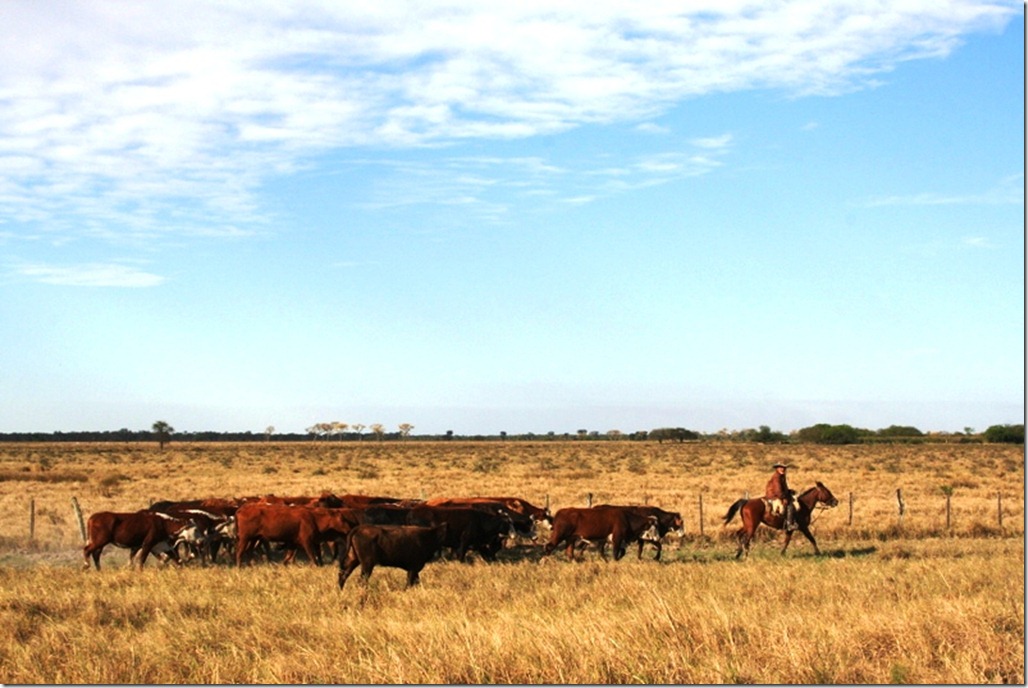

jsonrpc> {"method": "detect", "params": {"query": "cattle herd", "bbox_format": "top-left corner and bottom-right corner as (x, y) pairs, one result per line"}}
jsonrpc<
(82, 493), (686, 588)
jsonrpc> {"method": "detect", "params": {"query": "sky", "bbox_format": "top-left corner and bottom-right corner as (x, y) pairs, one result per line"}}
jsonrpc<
(0, 1), (1023, 437)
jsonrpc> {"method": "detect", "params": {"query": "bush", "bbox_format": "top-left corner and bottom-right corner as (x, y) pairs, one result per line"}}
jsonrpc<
(648, 427), (699, 443)
(877, 425), (924, 438)
(795, 423), (869, 445)
(983, 424), (1025, 444)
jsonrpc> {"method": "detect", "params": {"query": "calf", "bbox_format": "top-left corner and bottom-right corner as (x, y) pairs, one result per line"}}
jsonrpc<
(338, 524), (448, 588)
(543, 507), (658, 561)
(83, 510), (203, 571)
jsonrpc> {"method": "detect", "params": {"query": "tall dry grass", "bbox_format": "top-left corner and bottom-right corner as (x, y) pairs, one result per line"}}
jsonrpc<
(0, 441), (1023, 683)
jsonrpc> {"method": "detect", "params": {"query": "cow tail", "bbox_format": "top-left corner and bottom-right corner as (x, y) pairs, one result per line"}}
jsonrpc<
(723, 499), (746, 525)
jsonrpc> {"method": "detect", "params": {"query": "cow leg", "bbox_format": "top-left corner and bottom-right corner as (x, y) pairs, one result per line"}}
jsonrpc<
(302, 541), (322, 567)
(406, 567), (422, 587)
(338, 555), (360, 589)
(83, 542), (103, 570)
(235, 536), (254, 567)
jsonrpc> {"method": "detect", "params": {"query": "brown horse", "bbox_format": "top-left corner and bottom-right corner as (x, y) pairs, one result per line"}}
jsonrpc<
(723, 481), (838, 559)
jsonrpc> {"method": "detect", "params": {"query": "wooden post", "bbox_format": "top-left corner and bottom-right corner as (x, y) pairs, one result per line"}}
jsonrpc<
(545, 494), (550, 511)
(586, 492), (593, 508)
(997, 492), (1003, 527)
(72, 497), (86, 543)
(896, 488), (905, 526)
(945, 493), (952, 530)
(698, 493), (705, 538)
(29, 498), (35, 542)
(848, 492), (854, 526)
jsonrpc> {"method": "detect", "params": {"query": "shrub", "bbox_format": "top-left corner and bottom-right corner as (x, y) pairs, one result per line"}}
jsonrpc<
(796, 423), (869, 445)
(983, 424), (1025, 444)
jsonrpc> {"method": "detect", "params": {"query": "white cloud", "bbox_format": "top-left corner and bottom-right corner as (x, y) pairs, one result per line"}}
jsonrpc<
(0, 1), (1014, 243)
(10, 262), (165, 287)
(863, 174), (1024, 207)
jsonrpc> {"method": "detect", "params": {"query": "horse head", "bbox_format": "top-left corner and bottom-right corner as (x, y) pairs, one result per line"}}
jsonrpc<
(813, 481), (839, 508)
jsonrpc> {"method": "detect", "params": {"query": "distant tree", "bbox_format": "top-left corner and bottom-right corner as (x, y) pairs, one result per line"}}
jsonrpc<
(332, 421), (349, 441)
(151, 420), (174, 450)
(749, 425), (788, 443)
(607, 429), (623, 440)
(352, 423), (366, 441)
(444, 430), (454, 441)
(398, 423), (414, 441)
(370, 423), (385, 441)
(576, 429), (588, 439)
(877, 425), (923, 438)
(983, 424), (1024, 444)
(796, 423), (868, 445)
(649, 427), (699, 443)
(264, 426), (275, 442)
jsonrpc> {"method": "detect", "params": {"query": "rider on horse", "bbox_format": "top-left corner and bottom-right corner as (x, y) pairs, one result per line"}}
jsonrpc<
(765, 463), (798, 532)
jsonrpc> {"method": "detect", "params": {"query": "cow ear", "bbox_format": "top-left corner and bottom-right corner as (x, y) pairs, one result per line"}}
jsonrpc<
(816, 481), (824, 488)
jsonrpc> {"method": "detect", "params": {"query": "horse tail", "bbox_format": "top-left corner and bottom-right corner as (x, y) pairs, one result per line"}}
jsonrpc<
(723, 499), (747, 525)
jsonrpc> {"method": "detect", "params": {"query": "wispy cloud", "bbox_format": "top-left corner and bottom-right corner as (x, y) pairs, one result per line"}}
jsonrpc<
(0, 1), (1014, 244)
(863, 174), (1024, 208)
(9, 262), (165, 287)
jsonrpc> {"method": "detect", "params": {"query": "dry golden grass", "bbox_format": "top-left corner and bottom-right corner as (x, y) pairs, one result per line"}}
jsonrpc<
(0, 440), (1023, 683)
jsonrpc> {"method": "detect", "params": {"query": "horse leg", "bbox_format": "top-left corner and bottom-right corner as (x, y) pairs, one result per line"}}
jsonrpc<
(798, 525), (820, 555)
(780, 530), (794, 555)
(734, 529), (745, 559)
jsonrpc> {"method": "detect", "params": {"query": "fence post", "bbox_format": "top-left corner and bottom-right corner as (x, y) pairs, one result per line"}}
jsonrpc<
(698, 493), (705, 538)
(945, 493), (952, 530)
(848, 492), (854, 526)
(896, 488), (905, 527)
(586, 492), (592, 508)
(29, 498), (35, 542)
(72, 496), (86, 543)
(997, 492), (1003, 527)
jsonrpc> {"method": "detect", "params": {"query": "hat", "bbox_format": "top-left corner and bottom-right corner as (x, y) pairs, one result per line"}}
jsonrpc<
(772, 463), (789, 469)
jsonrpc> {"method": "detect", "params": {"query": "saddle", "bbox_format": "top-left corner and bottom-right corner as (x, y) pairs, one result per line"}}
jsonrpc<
(763, 497), (785, 516)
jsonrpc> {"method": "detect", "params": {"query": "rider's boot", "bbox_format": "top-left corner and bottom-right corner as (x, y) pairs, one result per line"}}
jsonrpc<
(785, 502), (797, 532)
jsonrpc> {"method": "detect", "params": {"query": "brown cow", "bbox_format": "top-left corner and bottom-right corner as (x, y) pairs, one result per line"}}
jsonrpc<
(235, 503), (322, 566)
(593, 504), (684, 560)
(338, 524), (448, 588)
(307, 507), (364, 562)
(335, 494), (413, 509)
(83, 510), (204, 571)
(543, 507), (658, 561)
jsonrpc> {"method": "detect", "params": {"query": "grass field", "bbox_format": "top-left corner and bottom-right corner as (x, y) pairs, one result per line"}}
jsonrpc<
(0, 441), (1023, 683)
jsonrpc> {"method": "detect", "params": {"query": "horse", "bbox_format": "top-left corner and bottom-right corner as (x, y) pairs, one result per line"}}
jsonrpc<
(723, 481), (838, 559)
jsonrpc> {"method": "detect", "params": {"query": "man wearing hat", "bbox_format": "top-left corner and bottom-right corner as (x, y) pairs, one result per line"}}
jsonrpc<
(765, 463), (797, 532)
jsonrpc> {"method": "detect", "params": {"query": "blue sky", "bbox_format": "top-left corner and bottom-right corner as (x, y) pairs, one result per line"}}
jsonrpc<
(1, 1), (1023, 436)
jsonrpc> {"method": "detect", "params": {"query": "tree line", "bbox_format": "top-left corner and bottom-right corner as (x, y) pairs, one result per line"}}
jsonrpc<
(0, 423), (1022, 445)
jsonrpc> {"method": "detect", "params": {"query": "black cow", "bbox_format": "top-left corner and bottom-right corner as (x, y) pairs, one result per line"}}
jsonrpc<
(406, 506), (512, 562)
(338, 524), (448, 588)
